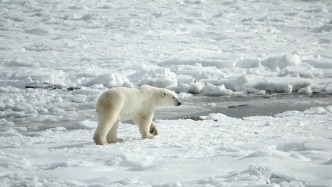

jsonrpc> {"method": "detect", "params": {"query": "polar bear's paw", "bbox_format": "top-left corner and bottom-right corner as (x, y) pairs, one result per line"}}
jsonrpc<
(93, 136), (107, 145)
(149, 123), (159, 136)
(107, 138), (124, 144)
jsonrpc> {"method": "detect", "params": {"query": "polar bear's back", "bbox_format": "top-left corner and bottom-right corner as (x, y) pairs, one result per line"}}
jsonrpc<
(96, 86), (157, 121)
(97, 87), (140, 109)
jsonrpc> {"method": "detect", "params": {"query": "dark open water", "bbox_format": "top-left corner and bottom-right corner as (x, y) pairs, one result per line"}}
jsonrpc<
(14, 93), (332, 133)
(156, 93), (332, 119)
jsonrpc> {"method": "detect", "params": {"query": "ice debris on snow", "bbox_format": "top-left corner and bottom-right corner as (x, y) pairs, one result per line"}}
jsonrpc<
(198, 165), (303, 186)
(76, 120), (97, 130)
(84, 73), (129, 87)
(107, 153), (156, 171)
(46, 160), (94, 170)
(297, 86), (313, 95)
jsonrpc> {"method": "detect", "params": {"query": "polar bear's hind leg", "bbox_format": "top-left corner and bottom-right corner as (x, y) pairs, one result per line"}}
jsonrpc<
(106, 121), (121, 143)
(93, 112), (118, 145)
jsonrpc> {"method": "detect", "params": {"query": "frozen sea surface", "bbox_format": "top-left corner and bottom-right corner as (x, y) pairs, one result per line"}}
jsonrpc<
(1, 0), (332, 186)
(1, 0), (332, 95)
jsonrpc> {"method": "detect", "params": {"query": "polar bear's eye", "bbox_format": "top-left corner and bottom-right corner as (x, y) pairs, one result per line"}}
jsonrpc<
(172, 96), (175, 99)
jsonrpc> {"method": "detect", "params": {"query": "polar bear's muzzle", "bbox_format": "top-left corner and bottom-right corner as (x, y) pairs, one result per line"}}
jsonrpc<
(176, 99), (181, 106)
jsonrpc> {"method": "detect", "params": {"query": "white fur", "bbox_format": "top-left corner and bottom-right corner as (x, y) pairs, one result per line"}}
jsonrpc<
(93, 85), (181, 145)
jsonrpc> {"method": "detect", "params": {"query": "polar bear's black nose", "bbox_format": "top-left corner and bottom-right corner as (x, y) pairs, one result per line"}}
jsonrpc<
(177, 102), (181, 106)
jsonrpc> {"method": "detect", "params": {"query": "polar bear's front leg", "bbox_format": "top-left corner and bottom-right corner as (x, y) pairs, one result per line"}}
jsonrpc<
(106, 122), (123, 143)
(150, 122), (158, 136)
(134, 114), (154, 139)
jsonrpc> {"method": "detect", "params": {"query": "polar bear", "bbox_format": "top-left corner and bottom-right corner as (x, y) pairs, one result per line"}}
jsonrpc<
(93, 85), (181, 145)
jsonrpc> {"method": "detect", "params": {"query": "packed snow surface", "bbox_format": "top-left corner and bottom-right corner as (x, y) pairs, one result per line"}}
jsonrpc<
(1, 107), (332, 186)
(1, 0), (332, 186)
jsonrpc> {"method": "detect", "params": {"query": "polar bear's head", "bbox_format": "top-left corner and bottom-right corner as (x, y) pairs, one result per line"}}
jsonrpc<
(157, 89), (181, 108)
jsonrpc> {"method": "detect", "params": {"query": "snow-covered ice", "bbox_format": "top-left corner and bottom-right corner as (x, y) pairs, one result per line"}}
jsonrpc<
(1, 0), (332, 95)
(1, 0), (332, 186)
(1, 107), (332, 186)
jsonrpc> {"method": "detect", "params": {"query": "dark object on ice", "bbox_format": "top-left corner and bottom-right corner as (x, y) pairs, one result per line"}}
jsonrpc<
(184, 116), (204, 121)
(228, 104), (248, 108)
(26, 83), (62, 90)
(150, 123), (159, 136)
(26, 83), (80, 91)
(67, 87), (81, 91)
